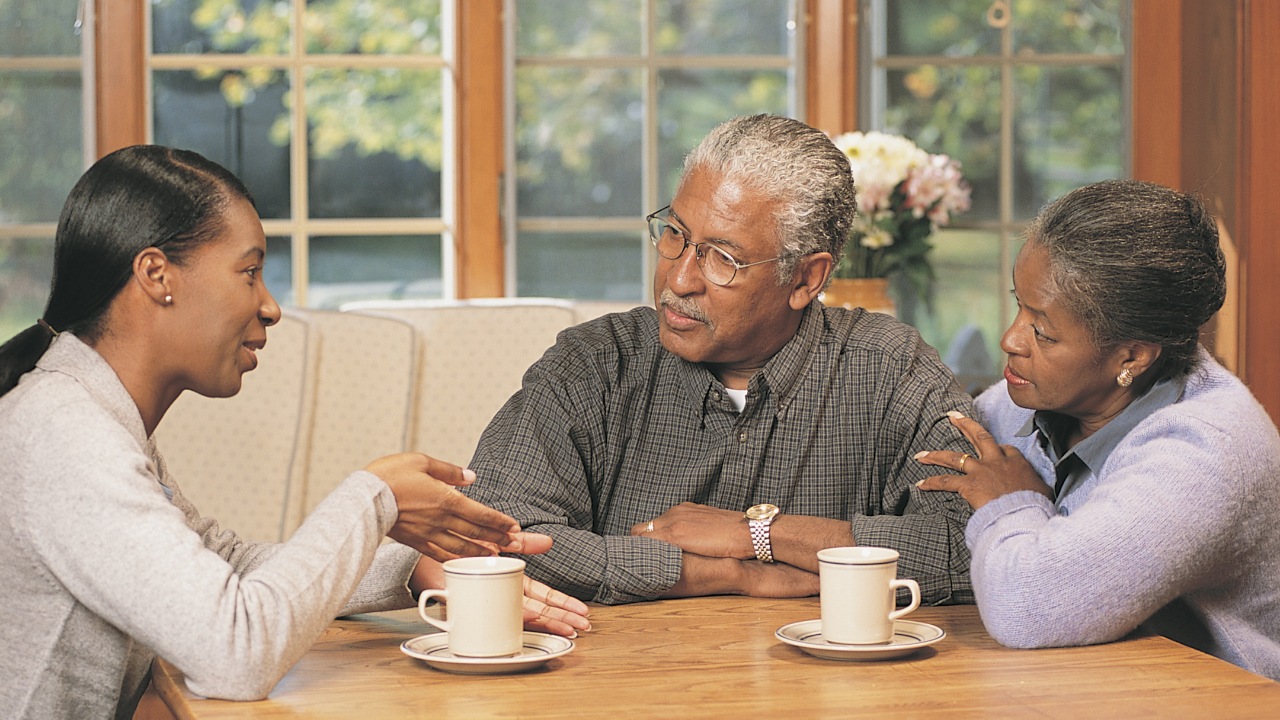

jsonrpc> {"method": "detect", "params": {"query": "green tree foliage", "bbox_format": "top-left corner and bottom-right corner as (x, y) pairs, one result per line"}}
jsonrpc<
(880, 0), (1125, 219)
(513, 0), (794, 215)
(161, 0), (444, 166)
(0, 0), (84, 224)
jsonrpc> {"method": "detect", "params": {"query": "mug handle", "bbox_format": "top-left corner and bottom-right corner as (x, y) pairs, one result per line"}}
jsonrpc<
(887, 578), (921, 621)
(418, 588), (450, 632)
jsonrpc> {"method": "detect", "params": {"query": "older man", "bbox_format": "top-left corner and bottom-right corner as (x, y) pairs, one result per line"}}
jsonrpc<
(467, 114), (975, 605)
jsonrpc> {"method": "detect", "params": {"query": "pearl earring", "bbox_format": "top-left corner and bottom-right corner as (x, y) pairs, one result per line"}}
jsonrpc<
(1116, 368), (1133, 387)
(164, 295), (173, 304)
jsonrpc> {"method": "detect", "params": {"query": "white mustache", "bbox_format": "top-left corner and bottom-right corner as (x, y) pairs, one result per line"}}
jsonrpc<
(659, 289), (712, 326)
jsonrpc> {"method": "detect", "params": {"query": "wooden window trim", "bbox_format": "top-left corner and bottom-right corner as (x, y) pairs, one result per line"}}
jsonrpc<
(1132, 0), (1280, 423)
(455, 0), (505, 298)
(93, 1), (1280, 423)
(95, 0), (147, 154)
(805, 0), (858, 136)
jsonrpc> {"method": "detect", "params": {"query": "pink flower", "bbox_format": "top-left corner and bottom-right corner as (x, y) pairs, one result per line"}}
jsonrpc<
(827, 130), (971, 292)
(902, 154), (972, 226)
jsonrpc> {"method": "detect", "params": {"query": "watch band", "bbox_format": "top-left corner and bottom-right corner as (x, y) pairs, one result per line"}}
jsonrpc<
(745, 503), (780, 563)
(749, 518), (775, 563)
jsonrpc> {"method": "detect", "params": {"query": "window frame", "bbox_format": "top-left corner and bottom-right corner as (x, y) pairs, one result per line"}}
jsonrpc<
(0, 0), (95, 242)
(501, 0), (807, 302)
(81, 0), (1280, 423)
(140, 0), (458, 307)
(858, 0), (1130, 350)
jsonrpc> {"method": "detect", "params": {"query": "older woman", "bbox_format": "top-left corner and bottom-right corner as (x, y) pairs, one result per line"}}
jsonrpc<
(0, 146), (587, 719)
(916, 179), (1280, 680)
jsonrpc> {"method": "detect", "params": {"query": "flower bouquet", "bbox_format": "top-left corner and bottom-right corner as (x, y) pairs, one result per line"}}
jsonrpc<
(830, 131), (971, 309)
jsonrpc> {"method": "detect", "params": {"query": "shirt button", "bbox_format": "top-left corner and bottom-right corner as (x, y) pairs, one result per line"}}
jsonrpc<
(737, 431), (748, 443)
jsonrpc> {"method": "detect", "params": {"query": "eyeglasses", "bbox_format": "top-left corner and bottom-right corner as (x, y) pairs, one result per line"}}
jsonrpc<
(646, 205), (784, 287)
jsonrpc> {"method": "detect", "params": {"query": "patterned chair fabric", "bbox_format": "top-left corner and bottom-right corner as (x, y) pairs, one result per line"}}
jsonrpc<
(293, 310), (417, 530)
(347, 300), (577, 467)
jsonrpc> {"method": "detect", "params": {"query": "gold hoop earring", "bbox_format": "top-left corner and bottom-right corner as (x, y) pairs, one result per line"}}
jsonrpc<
(1116, 368), (1133, 387)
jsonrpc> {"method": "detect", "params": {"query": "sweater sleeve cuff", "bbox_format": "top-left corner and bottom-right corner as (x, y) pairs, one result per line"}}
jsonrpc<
(338, 542), (420, 615)
(348, 469), (399, 537)
(965, 490), (1056, 549)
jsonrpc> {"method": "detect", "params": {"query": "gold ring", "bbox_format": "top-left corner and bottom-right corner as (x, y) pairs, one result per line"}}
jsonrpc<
(646, 520), (655, 533)
(958, 453), (971, 472)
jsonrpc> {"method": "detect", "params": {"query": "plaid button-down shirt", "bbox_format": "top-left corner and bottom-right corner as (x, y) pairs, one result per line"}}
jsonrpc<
(466, 303), (975, 605)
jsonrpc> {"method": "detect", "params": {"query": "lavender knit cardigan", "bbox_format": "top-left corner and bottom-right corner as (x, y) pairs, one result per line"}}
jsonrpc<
(969, 348), (1280, 680)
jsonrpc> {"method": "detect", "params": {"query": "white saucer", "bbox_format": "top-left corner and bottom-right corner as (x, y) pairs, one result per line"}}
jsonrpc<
(401, 631), (574, 675)
(775, 619), (945, 661)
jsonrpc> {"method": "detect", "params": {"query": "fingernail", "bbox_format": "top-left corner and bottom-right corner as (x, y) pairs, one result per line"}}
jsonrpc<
(915, 479), (926, 487)
(912, 451), (928, 460)
(947, 410), (966, 420)
(462, 468), (478, 483)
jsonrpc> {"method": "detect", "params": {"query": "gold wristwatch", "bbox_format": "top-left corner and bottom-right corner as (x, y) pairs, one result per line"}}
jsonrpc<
(745, 503), (781, 563)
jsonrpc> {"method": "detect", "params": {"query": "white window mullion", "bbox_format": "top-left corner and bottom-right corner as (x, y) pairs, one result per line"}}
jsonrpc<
(290, 0), (309, 307)
(79, 0), (96, 164)
(439, 0), (458, 300)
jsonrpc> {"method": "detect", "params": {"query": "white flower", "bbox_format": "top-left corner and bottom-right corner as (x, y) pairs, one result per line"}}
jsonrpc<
(828, 129), (971, 290)
(859, 227), (895, 249)
(832, 131), (929, 212)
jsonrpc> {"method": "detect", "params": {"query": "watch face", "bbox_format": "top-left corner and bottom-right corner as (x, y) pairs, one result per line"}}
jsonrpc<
(746, 503), (780, 521)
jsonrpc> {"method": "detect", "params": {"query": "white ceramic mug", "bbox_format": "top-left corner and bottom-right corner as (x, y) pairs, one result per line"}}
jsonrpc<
(817, 546), (921, 645)
(418, 556), (525, 657)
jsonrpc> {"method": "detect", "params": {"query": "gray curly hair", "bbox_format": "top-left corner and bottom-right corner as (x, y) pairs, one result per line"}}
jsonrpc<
(680, 114), (857, 286)
(1028, 179), (1226, 380)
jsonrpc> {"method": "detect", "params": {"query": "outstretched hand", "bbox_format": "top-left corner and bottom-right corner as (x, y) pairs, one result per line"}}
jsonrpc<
(521, 576), (592, 637)
(366, 453), (530, 561)
(914, 412), (1052, 510)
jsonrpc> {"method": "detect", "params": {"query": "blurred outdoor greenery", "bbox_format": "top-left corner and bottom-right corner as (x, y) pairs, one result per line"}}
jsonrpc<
(0, 0), (83, 343)
(3, 0), (1126, 362)
(872, 0), (1126, 383)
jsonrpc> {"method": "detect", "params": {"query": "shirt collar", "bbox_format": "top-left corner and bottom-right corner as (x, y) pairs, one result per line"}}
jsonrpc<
(1016, 374), (1187, 471)
(36, 333), (150, 448)
(672, 304), (821, 418)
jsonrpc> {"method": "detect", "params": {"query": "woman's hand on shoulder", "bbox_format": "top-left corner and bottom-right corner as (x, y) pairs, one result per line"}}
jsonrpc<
(913, 411), (1052, 510)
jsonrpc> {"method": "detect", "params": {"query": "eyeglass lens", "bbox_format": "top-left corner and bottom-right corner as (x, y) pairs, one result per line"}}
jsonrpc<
(649, 215), (738, 286)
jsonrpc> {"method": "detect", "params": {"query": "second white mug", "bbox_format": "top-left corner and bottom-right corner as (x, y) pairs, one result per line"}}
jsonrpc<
(817, 546), (921, 645)
(418, 556), (525, 658)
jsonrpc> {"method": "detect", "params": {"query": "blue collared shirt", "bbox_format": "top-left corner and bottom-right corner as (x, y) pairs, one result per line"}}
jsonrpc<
(1017, 375), (1187, 504)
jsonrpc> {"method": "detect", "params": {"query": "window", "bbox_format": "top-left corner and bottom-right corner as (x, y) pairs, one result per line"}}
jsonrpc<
(148, 0), (455, 307)
(506, 0), (802, 301)
(0, 0), (90, 340)
(860, 0), (1128, 388)
(0, 1), (1138, 353)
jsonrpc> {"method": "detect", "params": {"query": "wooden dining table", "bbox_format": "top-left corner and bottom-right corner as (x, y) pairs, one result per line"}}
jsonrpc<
(147, 597), (1280, 719)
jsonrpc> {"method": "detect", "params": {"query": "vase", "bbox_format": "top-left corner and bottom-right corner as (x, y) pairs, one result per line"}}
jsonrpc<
(821, 277), (896, 316)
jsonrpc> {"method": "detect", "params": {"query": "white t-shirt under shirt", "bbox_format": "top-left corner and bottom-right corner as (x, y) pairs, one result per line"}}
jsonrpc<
(724, 387), (748, 412)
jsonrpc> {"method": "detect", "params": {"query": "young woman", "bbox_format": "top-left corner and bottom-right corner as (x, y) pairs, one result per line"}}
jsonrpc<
(916, 179), (1280, 679)
(0, 146), (588, 719)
